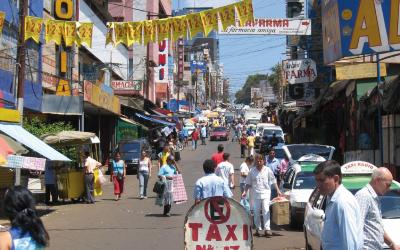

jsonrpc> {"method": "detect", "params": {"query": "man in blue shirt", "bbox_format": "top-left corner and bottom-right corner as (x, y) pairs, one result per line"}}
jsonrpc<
(313, 160), (363, 250)
(194, 159), (232, 204)
(266, 148), (280, 198)
(200, 125), (207, 145)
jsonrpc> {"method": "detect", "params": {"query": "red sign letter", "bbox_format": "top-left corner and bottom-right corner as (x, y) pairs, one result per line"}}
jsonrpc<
(206, 224), (222, 241)
(189, 223), (203, 241)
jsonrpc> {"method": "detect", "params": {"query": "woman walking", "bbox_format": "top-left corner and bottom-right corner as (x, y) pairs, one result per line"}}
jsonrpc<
(138, 150), (152, 199)
(110, 152), (126, 201)
(157, 155), (180, 216)
(0, 186), (49, 249)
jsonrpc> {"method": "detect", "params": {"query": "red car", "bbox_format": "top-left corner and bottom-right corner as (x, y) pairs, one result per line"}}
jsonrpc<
(210, 127), (229, 141)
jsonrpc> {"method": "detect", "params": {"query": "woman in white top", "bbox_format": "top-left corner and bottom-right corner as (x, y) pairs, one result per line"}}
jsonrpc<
(138, 150), (152, 199)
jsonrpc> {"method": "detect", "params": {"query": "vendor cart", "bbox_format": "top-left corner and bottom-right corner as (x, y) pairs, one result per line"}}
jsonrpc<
(41, 131), (102, 201)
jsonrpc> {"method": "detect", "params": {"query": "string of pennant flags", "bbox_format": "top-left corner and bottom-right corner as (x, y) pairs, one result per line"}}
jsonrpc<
(0, 0), (253, 48)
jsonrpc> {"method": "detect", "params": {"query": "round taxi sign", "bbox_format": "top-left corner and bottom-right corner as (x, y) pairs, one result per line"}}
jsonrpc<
(341, 161), (377, 175)
(184, 197), (252, 250)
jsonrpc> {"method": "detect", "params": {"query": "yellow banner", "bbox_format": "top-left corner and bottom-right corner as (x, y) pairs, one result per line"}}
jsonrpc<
(64, 21), (77, 47)
(143, 20), (155, 44)
(187, 13), (203, 39)
(127, 21), (142, 46)
(218, 4), (236, 30)
(155, 18), (171, 42)
(25, 16), (43, 43)
(77, 22), (93, 48)
(200, 9), (219, 37)
(115, 22), (128, 46)
(171, 16), (187, 42)
(236, 0), (254, 26)
(0, 12), (5, 37)
(45, 19), (64, 45)
(106, 22), (115, 46)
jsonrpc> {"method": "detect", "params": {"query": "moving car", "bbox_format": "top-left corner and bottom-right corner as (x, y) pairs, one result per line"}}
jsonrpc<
(209, 127), (229, 141)
(259, 126), (285, 153)
(304, 161), (400, 250)
(255, 123), (275, 150)
(282, 144), (335, 226)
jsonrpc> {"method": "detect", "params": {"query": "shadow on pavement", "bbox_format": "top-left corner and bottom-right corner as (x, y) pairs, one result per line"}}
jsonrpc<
(145, 213), (183, 217)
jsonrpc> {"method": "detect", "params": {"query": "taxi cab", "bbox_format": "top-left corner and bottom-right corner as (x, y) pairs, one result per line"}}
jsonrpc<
(303, 161), (400, 250)
(281, 144), (335, 226)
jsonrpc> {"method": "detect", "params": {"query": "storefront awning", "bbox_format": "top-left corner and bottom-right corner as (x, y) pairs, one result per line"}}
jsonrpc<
(135, 113), (175, 127)
(0, 123), (71, 161)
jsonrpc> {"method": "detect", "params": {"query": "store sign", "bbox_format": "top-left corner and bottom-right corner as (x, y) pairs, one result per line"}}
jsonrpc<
(219, 18), (311, 35)
(84, 81), (120, 114)
(6, 155), (46, 171)
(154, 39), (169, 83)
(341, 161), (376, 175)
(178, 39), (184, 81)
(283, 59), (317, 84)
(184, 197), (252, 250)
(111, 80), (142, 91)
(286, 83), (317, 107)
(190, 60), (207, 73)
(322, 0), (400, 64)
(335, 63), (387, 80)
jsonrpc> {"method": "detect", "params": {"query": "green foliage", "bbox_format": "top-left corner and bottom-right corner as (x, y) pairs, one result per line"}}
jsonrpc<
(234, 74), (269, 104)
(267, 64), (282, 95)
(23, 117), (77, 162)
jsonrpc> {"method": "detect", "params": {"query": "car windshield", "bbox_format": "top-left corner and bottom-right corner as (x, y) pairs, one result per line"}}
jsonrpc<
(274, 148), (285, 159)
(293, 173), (316, 189)
(213, 127), (226, 132)
(120, 142), (140, 152)
(285, 145), (333, 161)
(263, 129), (283, 137)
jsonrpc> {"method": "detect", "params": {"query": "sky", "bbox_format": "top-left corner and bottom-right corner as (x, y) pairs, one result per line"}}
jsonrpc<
(172, 0), (287, 96)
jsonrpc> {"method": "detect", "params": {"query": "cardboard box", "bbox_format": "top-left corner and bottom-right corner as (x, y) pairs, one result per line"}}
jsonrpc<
(271, 200), (290, 225)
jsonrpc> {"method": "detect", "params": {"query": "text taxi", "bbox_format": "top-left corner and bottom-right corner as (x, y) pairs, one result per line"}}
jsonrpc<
(303, 161), (400, 250)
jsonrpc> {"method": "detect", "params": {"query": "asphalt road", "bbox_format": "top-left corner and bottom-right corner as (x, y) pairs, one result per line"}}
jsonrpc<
(42, 139), (305, 250)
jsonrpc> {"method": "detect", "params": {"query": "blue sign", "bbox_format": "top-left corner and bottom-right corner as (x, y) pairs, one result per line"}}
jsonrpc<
(322, 0), (400, 64)
(190, 60), (207, 73)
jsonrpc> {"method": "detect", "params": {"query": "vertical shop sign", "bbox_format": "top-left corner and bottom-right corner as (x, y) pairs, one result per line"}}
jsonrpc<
(178, 38), (184, 82)
(155, 39), (169, 83)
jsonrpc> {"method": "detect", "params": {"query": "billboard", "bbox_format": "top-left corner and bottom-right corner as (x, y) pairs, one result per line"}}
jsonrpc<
(322, 0), (400, 64)
(283, 59), (317, 84)
(219, 18), (311, 35)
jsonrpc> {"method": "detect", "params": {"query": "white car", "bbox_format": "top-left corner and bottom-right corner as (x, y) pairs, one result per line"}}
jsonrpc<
(304, 161), (400, 250)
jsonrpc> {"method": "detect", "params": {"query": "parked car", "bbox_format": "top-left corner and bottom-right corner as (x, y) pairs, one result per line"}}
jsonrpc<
(110, 139), (151, 174)
(281, 144), (335, 227)
(209, 127), (229, 141)
(304, 161), (400, 250)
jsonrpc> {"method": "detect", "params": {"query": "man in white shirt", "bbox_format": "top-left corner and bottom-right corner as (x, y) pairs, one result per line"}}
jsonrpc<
(242, 154), (282, 237)
(215, 153), (235, 189)
(83, 151), (102, 204)
(239, 156), (254, 193)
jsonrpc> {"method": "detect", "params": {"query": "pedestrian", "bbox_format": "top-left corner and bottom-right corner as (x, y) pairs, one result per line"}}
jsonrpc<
(0, 186), (49, 249)
(191, 128), (199, 150)
(158, 146), (170, 169)
(247, 132), (255, 156)
(83, 151), (102, 204)
(313, 160), (363, 249)
(182, 126), (189, 147)
(211, 144), (224, 166)
(200, 125), (207, 145)
(240, 133), (247, 158)
(355, 167), (399, 250)
(215, 153), (235, 189)
(110, 152), (126, 201)
(138, 150), (152, 199)
(279, 155), (290, 182)
(44, 161), (58, 205)
(241, 154), (282, 237)
(157, 155), (181, 217)
(194, 159), (233, 204)
(265, 148), (281, 198)
(240, 156), (254, 193)
(269, 133), (278, 148)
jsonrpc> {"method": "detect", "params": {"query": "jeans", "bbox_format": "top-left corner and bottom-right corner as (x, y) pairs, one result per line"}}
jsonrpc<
(192, 140), (197, 150)
(84, 174), (95, 203)
(138, 171), (149, 197)
(201, 136), (206, 145)
(45, 184), (58, 204)
(240, 145), (246, 157)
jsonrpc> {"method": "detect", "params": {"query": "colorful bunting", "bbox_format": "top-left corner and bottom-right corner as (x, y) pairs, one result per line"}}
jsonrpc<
(77, 22), (93, 48)
(106, 22), (115, 46)
(143, 20), (155, 44)
(115, 22), (128, 46)
(171, 16), (187, 42)
(45, 19), (64, 45)
(127, 21), (142, 46)
(0, 12), (5, 37)
(200, 8), (220, 37)
(187, 13), (204, 39)
(155, 18), (171, 42)
(236, 0), (254, 27)
(218, 3), (236, 31)
(64, 21), (77, 46)
(25, 16), (43, 43)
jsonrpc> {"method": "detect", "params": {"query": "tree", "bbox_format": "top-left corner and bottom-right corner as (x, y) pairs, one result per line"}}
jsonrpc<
(267, 63), (282, 95)
(234, 74), (269, 104)
(23, 117), (78, 162)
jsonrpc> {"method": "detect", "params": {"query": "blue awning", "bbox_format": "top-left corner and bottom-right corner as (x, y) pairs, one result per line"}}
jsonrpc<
(135, 113), (175, 127)
(0, 123), (71, 161)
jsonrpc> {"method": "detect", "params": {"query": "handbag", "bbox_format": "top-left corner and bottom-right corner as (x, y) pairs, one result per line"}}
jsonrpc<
(153, 180), (165, 194)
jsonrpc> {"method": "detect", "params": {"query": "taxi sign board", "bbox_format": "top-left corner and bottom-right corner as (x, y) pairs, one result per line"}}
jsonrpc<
(184, 197), (252, 250)
(341, 161), (377, 175)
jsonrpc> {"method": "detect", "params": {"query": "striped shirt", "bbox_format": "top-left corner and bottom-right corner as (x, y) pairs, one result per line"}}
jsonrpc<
(355, 184), (384, 250)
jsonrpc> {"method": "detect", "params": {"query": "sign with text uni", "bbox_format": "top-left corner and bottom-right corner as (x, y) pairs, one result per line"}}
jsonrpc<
(322, 0), (400, 64)
(184, 197), (252, 250)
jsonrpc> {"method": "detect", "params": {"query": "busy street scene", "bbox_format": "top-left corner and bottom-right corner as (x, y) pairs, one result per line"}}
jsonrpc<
(1, 0), (400, 249)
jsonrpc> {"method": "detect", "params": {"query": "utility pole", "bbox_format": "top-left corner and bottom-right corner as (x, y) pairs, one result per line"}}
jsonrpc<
(15, 0), (27, 186)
